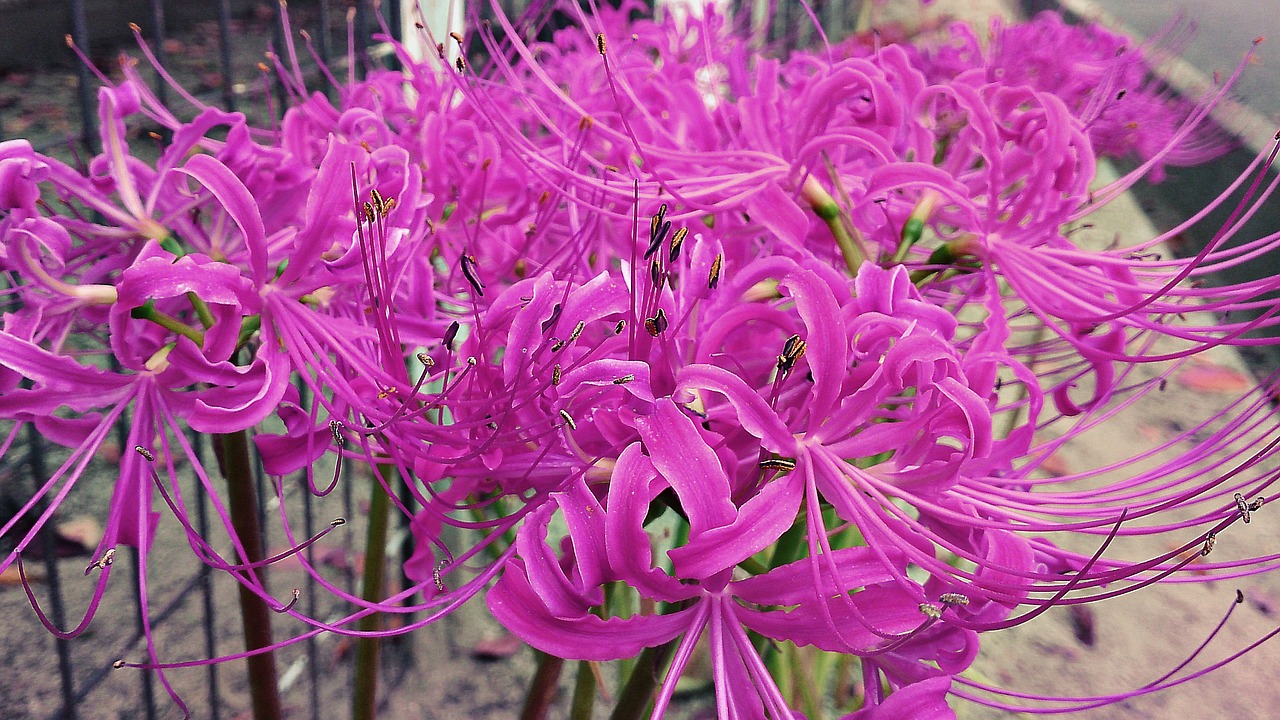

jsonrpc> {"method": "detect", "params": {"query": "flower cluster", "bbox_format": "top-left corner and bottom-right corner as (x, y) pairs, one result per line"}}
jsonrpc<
(3, 3), (1280, 718)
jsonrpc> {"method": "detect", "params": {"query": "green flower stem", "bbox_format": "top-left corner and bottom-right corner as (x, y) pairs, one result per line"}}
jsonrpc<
(520, 651), (566, 720)
(187, 292), (216, 329)
(213, 429), (282, 720)
(569, 661), (597, 720)
(130, 300), (205, 346)
(609, 643), (671, 720)
(802, 176), (865, 275)
(352, 463), (394, 720)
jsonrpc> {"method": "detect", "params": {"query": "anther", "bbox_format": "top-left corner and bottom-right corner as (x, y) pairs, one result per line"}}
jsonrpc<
(450, 31), (464, 43)
(113, 660), (127, 669)
(433, 560), (449, 591)
(552, 364), (563, 385)
(417, 352), (435, 367)
(759, 456), (797, 471)
(128, 22), (141, 33)
(559, 409), (577, 430)
(614, 320), (626, 334)
(443, 321), (461, 350)
(135, 446), (154, 462)
(612, 374), (635, 385)
(644, 309), (668, 336)
(939, 592), (970, 606)
(467, 357), (477, 366)
(330, 420), (345, 445)
(1236, 493), (1252, 523)
(568, 321), (585, 343)
(646, 206), (670, 259)
(455, 56), (466, 72)
(460, 255), (485, 297)
(1236, 589), (1246, 603)
(777, 334), (807, 375)
(1201, 533), (1217, 557)
(919, 603), (942, 619)
(597, 33), (606, 54)
(708, 254), (723, 289)
(668, 227), (688, 264)
(275, 588), (300, 613)
(1249, 497), (1266, 512)
(650, 258), (664, 287)
(331, 518), (347, 527)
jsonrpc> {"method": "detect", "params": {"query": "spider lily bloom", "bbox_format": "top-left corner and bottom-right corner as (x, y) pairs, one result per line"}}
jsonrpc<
(489, 438), (970, 720)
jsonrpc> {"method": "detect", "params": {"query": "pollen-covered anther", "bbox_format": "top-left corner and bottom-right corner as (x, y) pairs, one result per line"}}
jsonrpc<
(460, 254), (485, 297)
(760, 456), (797, 472)
(568, 321), (585, 343)
(1201, 533), (1217, 557)
(87, 547), (117, 574)
(644, 309), (669, 336)
(777, 334), (807, 375)
(596, 33), (606, 54)
(134, 446), (154, 462)
(708, 254), (723, 289)
(275, 588), (301, 613)
(455, 56), (466, 72)
(612, 374), (635, 385)
(113, 660), (127, 669)
(329, 420), (346, 445)
(919, 603), (943, 619)
(1249, 497), (1266, 512)
(467, 357), (478, 366)
(668, 227), (688, 263)
(1236, 493), (1252, 523)
(552, 364), (563, 385)
(650, 259), (664, 287)
(614, 320), (626, 335)
(416, 352), (435, 367)
(939, 592), (970, 606)
(433, 561), (449, 591)
(450, 31), (464, 44)
(559, 409), (577, 431)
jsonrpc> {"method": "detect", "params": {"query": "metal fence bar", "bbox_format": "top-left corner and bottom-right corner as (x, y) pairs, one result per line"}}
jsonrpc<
(218, 0), (237, 112)
(148, 0), (168, 107)
(189, 431), (223, 720)
(26, 421), (78, 720)
(68, 0), (97, 156)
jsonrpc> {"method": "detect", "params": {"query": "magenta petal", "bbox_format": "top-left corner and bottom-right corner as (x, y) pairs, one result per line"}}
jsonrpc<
(186, 344), (289, 433)
(605, 444), (695, 602)
(635, 398), (737, 536)
(488, 559), (694, 662)
(669, 469), (803, 579)
(846, 676), (954, 720)
(733, 545), (901, 607)
(736, 585), (921, 653)
(676, 364), (798, 455)
(780, 266), (847, 431)
(279, 137), (365, 287)
(745, 182), (810, 250)
(179, 154), (269, 284)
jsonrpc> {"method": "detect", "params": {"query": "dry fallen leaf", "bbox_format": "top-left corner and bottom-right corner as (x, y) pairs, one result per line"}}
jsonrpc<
(471, 632), (523, 661)
(1175, 361), (1251, 394)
